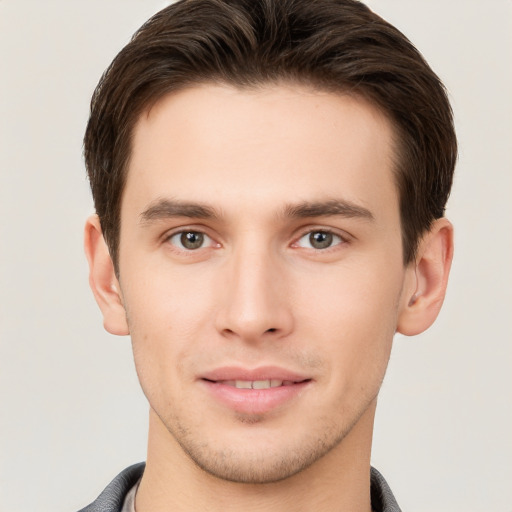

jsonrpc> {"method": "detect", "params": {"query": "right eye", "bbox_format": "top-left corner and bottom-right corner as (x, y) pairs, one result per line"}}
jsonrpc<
(168, 230), (213, 250)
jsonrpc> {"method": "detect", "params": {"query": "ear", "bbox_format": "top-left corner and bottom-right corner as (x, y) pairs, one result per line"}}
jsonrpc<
(397, 218), (454, 336)
(84, 215), (130, 336)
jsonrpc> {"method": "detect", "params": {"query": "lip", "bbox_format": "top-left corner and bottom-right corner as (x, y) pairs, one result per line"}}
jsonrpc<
(199, 366), (312, 415)
(201, 365), (310, 383)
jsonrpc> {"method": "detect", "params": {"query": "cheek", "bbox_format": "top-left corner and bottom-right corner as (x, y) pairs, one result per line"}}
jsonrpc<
(298, 255), (403, 326)
(121, 269), (215, 395)
(122, 255), (215, 332)
(295, 258), (403, 375)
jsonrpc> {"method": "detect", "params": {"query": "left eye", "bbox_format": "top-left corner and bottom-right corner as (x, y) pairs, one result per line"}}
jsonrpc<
(168, 231), (213, 250)
(296, 230), (344, 250)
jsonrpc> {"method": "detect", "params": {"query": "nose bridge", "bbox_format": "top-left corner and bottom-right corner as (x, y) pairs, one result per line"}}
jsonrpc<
(216, 236), (293, 341)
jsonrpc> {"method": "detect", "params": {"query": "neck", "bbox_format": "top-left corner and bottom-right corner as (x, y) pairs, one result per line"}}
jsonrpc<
(136, 402), (376, 512)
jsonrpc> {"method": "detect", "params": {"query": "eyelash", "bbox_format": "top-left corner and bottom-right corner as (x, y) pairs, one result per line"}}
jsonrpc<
(166, 229), (217, 251)
(292, 228), (348, 251)
(164, 227), (349, 253)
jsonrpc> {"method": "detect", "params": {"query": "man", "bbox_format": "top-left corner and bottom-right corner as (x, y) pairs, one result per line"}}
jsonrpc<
(80, 0), (456, 510)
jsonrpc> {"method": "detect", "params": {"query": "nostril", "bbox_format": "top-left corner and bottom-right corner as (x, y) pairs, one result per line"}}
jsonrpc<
(266, 328), (277, 333)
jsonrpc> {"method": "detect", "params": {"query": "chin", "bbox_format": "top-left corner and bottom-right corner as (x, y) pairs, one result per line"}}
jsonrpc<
(171, 418), (349, 484)
(186, 449), (322, 484)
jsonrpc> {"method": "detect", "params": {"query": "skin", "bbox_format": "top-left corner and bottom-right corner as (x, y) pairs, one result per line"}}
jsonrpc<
(85, 84), (453, 511)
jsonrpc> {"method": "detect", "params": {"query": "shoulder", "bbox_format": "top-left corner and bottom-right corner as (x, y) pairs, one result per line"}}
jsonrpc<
(77, 462), (145, 512)
(370, 467), (402, 512)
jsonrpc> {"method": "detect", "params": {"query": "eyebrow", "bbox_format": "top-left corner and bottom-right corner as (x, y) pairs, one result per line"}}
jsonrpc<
(140, 198), (219, 224)
(139, 197), (374, 224)
(282, 199), (374, 221)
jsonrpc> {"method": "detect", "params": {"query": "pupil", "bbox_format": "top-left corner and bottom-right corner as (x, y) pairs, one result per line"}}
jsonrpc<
(310, 231), (332, 249)
(181, 231), (204, 249)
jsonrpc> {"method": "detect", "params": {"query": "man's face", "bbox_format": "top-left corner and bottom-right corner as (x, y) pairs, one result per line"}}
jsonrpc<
(117, 84), (411, 483)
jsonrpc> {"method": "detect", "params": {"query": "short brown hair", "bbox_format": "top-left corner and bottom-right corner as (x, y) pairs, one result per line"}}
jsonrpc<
(84, 0), (457, 269)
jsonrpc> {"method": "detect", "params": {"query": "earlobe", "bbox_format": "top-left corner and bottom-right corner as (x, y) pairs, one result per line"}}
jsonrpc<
(397, 218), (454, 336)
(84, 215), (130, 336)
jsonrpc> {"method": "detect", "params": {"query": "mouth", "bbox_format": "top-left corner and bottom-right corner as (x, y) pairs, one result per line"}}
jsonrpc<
(204, 378), (309, 389)
(200, 368), (312, 415)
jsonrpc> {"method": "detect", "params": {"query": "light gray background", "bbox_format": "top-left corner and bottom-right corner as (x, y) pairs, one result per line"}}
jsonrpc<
(1, 1), (511, 511)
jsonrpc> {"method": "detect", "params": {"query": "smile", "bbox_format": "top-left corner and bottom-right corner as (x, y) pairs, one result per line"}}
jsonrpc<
(200, 368), (312, 415)
(214, 379), (300, 389)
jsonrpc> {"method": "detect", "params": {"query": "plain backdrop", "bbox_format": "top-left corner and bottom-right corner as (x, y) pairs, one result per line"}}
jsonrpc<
(1, 1), (511, 511)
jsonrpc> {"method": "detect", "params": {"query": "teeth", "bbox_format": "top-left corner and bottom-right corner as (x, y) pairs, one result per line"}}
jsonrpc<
(228, 379), (285, 389)
(235, 380), (253, 389)
(250, 380), (269, 389)
(217, 379), (302, 389)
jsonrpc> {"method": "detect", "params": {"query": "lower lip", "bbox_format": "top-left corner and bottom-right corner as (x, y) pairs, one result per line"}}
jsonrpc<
(201, 380), (311, 415)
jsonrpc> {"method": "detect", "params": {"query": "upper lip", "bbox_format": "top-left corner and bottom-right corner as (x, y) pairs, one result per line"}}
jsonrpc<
(200, 366), (311, 383)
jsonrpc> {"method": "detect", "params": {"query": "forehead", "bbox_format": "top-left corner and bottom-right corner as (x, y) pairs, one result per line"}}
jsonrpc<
(124, 83), (398, 224)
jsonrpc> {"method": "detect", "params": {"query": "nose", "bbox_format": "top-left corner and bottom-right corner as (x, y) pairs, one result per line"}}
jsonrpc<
(215, 244), (294, 343)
